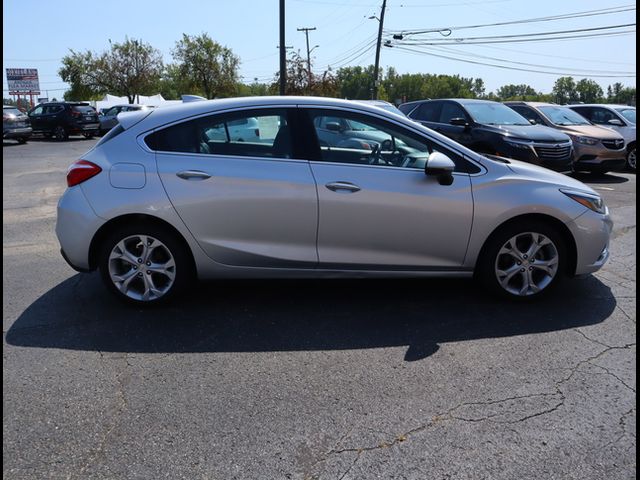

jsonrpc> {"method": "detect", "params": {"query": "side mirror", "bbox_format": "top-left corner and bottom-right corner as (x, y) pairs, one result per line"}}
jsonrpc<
(425, 152), (455, 185)
(608, 118), (624, 126)
(529, 118), (538, 125)
(449, 117), (469, 127)
(326, 122), (342, 132)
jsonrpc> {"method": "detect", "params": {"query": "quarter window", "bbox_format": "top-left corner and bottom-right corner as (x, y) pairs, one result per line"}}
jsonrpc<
(146, 109), (293, 159)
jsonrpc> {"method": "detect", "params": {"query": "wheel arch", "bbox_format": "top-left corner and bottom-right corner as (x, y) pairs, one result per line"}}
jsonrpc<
(88, 213), (197, 275)
(474, 213), (578, 276)
(627, 140), (636, 152)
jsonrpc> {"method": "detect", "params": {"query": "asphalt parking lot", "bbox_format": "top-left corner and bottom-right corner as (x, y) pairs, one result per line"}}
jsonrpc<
(3, 137), (636, 479)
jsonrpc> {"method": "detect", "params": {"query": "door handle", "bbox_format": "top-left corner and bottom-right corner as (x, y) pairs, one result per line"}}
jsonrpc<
(325, 181), (361, 193)
(176, 170), (211, 180)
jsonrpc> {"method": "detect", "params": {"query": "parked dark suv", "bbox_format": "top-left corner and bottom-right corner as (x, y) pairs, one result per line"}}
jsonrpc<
(401, 99), (574, 171)
(3, 105), (32, 143)
(28, 102), (100, 140)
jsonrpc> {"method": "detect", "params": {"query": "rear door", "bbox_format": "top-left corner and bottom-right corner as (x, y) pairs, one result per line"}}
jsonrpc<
(151, 107), (319, 268)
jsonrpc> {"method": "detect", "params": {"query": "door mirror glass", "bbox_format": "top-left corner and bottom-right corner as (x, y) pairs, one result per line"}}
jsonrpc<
(425, 152), (455, 185)
(449, 117), (468, 127)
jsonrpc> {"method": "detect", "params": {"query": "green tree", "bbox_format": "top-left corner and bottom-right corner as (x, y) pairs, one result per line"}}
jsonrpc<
(495, 84), (539, 100)
(272, 51), (338, 97)
(59, 38), (164, 103)
(552, 76), (579, 104)
(336, 66), (377, 99)
(575, 79), (604, 103)
(607, 82), (636, 105)
(172, 33), (240, 99)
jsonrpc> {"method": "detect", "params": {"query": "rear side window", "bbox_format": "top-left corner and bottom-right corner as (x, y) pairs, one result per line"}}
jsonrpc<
(145, 109), (293, 159)
(72, 105), (96, 113)
(413, 102), (441, 122)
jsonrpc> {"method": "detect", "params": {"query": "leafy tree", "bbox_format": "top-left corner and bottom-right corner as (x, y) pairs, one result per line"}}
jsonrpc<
(495, 84), (539, 100)
(172, 33), (240, 99)
(575, 79), (604, 103)
(552, 76), (579, 104)
(59, 38), (164, 103)
(607, 82), (636, 105)
(472, 78), (486, 98)
(337, 66), (377, 99)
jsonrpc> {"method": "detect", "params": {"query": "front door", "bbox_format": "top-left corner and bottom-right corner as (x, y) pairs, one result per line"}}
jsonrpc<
(152, 107), (318, 268)
(303, 107), (474, 269)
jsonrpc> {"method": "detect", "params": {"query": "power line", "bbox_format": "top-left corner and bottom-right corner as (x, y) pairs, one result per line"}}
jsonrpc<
(473, 43), (636, 66)
(389, 44), (637, 77)
(387, 4), (635, 37)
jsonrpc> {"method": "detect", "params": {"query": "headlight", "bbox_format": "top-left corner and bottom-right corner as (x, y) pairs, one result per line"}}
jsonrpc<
(504, 139), (533, 150)
(560, 189), (606, 214)
(572, 136), (599, 146)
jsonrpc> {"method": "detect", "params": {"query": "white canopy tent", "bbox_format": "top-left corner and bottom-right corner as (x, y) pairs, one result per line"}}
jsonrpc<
(90, 93), (181, 111)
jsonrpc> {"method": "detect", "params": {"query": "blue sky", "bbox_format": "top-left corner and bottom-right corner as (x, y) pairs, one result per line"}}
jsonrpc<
(2, 0), (636, 99)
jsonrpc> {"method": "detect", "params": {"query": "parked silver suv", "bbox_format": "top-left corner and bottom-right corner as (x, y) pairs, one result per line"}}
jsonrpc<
(56, 97), (612, 305)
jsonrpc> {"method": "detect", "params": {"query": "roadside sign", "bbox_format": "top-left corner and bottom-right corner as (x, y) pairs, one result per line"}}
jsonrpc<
(6, 68), (41, 94)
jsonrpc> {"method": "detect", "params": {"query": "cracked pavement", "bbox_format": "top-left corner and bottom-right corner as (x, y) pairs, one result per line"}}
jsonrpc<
(3, 139), (636, 479)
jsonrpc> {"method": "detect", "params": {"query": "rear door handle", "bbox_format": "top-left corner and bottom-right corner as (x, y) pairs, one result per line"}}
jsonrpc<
(176, 170), (211, 180)
(325, 181), (361, 193)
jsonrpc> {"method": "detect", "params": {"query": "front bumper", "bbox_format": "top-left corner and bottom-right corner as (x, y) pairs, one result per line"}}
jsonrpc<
(3, 127), (33, 139)
(573, 143), (626, 171)
(567, 207), (613, 275)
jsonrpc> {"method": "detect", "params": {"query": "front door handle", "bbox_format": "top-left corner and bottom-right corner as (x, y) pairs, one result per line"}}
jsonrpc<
(176, 170), (211, 180)
(325, 181), (361, 193)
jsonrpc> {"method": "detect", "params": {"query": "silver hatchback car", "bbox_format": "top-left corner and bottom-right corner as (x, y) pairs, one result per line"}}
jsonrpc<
(56, 96), (613, 305)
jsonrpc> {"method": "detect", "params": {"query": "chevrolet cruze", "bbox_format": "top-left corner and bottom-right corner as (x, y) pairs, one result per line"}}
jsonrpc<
(56, 96), (612, 305)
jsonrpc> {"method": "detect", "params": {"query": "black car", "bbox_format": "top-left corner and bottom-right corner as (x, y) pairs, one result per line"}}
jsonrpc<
(28, 102), (100, 141)
(401, 99), (574, 171)
(3, 105), (32, 143)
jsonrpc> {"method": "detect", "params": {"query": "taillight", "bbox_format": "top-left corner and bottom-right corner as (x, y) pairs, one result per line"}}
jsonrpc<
(66, 160), (102, 187)
(70, 110), (82, 118)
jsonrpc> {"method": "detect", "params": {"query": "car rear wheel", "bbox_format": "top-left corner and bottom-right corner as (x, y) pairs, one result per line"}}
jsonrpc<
(54, 126), (68, 141)
(98, 225), (193, 305)
(83, 132), (95, 139)
(17, 137), (27, 144)
(477, 221), (566, 299)
(627, 146), (636, 171)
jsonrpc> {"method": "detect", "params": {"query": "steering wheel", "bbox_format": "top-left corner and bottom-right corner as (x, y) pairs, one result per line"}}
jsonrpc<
(368, 144), (382, 165)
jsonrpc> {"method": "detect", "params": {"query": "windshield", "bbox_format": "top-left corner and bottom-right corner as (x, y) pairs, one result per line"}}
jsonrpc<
(464, 103), (530, 126)
(538, 106), (591, 126)
(615, 108), (636, 124)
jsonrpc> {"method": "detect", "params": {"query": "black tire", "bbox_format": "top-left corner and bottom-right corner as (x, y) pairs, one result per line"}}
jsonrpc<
(83, 132), (95, 139)
(17, 137), (27, 144)
(53, 126), (68, 141)
(626, 146), (636, 171)
(476, 220), (567, 300)
(98, 223), (194, 306)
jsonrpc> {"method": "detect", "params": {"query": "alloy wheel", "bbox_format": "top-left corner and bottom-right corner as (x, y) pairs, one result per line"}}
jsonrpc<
(494, 232), (559, 297)
(627, 148), (636, 170)
(108, 234), (176, 302)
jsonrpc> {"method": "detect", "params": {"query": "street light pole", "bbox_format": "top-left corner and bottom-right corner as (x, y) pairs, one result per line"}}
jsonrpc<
(372, 0), (387, 100)
(279, 0), (286, 95)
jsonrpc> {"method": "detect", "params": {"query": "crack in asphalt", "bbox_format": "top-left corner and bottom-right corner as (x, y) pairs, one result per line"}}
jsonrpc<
(306, 338), (636, 479)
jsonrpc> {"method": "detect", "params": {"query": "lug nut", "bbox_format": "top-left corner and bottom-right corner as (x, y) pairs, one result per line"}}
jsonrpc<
(523, 254), (528, 259)
(520, 268), (525, 272)
(146, 262), (151, 266)
(133, 266), (138, 270)
(517, 261), (522, 265)
(137, 258), (143, 263)
(529, 267), (533, 271)
(137, 272), (143, 277)
(146, 270), (151, 275)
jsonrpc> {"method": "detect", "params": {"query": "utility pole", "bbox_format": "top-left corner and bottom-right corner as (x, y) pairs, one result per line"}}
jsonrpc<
(372, 0), (387, 100)
(297, 27), (317, 89)
(279, 0), (286, 95)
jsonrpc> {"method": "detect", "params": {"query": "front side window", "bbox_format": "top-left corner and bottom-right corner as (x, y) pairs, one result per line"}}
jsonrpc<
(509, 106), (544, 124)
(588, 108), (620, 125)
(30, 106), (44, 116)
(146, 108), (292, 159)
(306, 108), (472, 172)
(439, 102), (468, 124)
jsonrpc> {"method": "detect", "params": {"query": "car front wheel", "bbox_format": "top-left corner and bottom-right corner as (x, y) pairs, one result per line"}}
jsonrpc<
(627, 146), (636, 171)
(478, 221), (566, 299)
(98, 225), (192, 305)
(54, 126), (68, 141)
